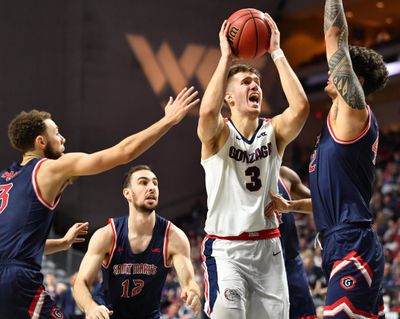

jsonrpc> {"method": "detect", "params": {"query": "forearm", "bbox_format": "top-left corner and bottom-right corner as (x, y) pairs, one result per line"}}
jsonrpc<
(73, 281), (98, 314)
(115, 116), (175, 163)
(324, 0), (365, 109)
(199, 55), (232, 117)
(274, 57), (308, 113)
(44, 238), (68, 255)
(287, 198), (312, 214)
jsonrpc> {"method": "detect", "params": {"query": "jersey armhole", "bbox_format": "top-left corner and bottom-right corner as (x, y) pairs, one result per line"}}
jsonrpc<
(32, 158), (61, 210)
(102, 218), (117, 269)
(327, 105), (371, 144)
(163, 221), (173, 268)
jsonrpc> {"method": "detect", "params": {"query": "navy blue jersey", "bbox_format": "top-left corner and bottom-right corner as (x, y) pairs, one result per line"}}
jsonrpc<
(101, 215), (172, 319)
(309, 107), (379, 232)
(0, 158), (60, 269)
(278, 177), (300, 260)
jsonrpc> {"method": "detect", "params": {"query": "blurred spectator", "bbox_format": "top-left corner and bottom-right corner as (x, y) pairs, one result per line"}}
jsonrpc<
(57, 272), (84, 319)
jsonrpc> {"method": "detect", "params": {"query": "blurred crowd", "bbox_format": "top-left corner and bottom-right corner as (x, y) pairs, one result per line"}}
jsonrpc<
(43, 131), (400, 318)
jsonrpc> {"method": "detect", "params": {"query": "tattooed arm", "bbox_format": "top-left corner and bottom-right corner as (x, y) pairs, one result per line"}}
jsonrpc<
(324, 0), (368, 139)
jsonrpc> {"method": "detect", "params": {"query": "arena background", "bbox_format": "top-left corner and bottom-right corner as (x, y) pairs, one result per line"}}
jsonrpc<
(1, 0), (399, 248)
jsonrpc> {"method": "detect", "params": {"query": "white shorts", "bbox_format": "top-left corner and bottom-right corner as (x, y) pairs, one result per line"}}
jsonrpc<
(201, 234), (289, 319)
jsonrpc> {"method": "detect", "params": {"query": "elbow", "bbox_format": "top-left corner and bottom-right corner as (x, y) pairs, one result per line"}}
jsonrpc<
(199, 105), (218, 119)
(324, 28), (340, 41)
(296, 99), (310, 116)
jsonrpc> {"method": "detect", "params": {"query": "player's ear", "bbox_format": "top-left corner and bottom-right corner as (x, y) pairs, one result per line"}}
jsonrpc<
(225, 92), (234, 106)
(35, 135), (47, 150)
(123, 188), (132, 201)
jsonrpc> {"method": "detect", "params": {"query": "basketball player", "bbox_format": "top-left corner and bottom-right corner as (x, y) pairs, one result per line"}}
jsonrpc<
(265, 166), (317, 319)
(309, 0), (388, 317)
(0, 86), (199, 319)
(198, 13), (309, 319)
(73, 165), (201, 319)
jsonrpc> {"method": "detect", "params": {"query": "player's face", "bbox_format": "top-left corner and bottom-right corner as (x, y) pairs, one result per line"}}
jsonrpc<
(125, 169), (159, 214)
(227, 71), (262, 115)
(43, 119), (66, 159)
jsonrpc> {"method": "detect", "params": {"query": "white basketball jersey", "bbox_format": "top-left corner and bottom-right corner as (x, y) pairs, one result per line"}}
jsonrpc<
(202, 118), (281, 236)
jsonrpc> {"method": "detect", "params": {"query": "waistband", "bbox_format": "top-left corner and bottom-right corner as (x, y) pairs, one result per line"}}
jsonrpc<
(0, 259), (41, 271)
(320, 221), (372, 239)
(206, 228), (280, 241)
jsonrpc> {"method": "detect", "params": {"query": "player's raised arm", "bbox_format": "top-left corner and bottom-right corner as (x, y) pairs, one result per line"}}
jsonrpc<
(264, 13), (309, 156)
(324, 0), (368, 138)
(35, 87), (198, 205)
(51, 86), (198, 177)
(197, 20), (232, 158)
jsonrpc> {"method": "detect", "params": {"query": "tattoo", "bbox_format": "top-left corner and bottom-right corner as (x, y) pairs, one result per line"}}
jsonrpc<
(325, 0), (365, 109)
(329, 49), (365, 109)
(324, 0), (348, 48)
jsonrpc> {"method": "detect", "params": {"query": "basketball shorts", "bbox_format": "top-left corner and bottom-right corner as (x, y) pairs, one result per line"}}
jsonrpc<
(285, 255), (317, 319)
(321, 224), (384, 318)
(0, 261), (64, 319)
(201, 234), (289, 319)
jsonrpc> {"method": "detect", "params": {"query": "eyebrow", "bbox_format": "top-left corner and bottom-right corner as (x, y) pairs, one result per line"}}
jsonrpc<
(137, 176), (158, 182)
(241, 76), (260, 84)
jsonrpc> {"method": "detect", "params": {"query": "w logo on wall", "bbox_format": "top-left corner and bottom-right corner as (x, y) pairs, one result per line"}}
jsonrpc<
(126, 33), (271, 113)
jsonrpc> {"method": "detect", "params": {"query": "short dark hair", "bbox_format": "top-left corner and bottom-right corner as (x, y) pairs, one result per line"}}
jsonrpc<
(8, 110), (52, 153)
(227, 63), (261, 82)
(122, 165), (152, 189)
(349, 45), (389, 96)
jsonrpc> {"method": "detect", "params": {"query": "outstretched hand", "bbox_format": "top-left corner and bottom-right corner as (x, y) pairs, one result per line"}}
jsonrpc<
(264, 13), (281, 53)
(181, 288), (201, 316)
(219, 20), (234, 59)
(164, 86), (200, 125)
(63, 222), (89, 249)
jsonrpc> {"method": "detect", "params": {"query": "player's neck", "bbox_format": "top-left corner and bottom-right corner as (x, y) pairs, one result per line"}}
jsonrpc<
(128, 210), (156, 235)
(21, 151), (43, 165)
(230, 115), (259, 139)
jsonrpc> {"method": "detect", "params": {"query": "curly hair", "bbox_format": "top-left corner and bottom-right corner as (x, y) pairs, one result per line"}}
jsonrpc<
(349, 45), (389, 96)
(8, 110), (52, 153)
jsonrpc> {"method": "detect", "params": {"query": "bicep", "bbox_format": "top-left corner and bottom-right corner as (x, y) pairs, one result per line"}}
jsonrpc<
(273, 109), (307, 152)
(76, 228), (111, 286)
(197, 112), (226, 144)
(54, 149), (123, 178)
(329, 50), (366, 110)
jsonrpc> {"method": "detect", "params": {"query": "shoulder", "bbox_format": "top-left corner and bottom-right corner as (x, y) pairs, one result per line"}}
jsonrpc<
(88, 223), (115, 254)
(167, 223), (190, 256)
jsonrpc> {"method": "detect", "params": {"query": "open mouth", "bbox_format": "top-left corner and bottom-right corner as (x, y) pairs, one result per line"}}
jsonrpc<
(249, 92), (260, 104)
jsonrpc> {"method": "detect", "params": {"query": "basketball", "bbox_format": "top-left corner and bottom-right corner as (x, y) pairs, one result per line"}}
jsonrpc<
(227, 8), (271, 59)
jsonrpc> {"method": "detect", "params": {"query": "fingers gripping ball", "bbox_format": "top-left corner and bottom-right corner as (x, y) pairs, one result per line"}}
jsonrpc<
(227, 8), (271, 59)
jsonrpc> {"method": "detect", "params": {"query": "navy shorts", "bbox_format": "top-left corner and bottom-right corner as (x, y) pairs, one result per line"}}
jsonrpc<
(321, 224), (384, 318)
(285, 255), (317, 319)
(0, 262), (64, 319)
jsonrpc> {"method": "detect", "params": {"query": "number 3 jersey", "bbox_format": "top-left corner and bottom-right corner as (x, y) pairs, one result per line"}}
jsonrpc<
(202, 118), (281, 236)
(101, 215), (172, 319)
(0, 158), (59, 269)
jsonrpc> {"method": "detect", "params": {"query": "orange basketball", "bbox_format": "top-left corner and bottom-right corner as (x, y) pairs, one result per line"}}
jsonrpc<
(227, 8), (271, 59)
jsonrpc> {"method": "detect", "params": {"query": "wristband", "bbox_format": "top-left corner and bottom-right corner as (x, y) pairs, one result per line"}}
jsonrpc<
(271, 48), (285, 62)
